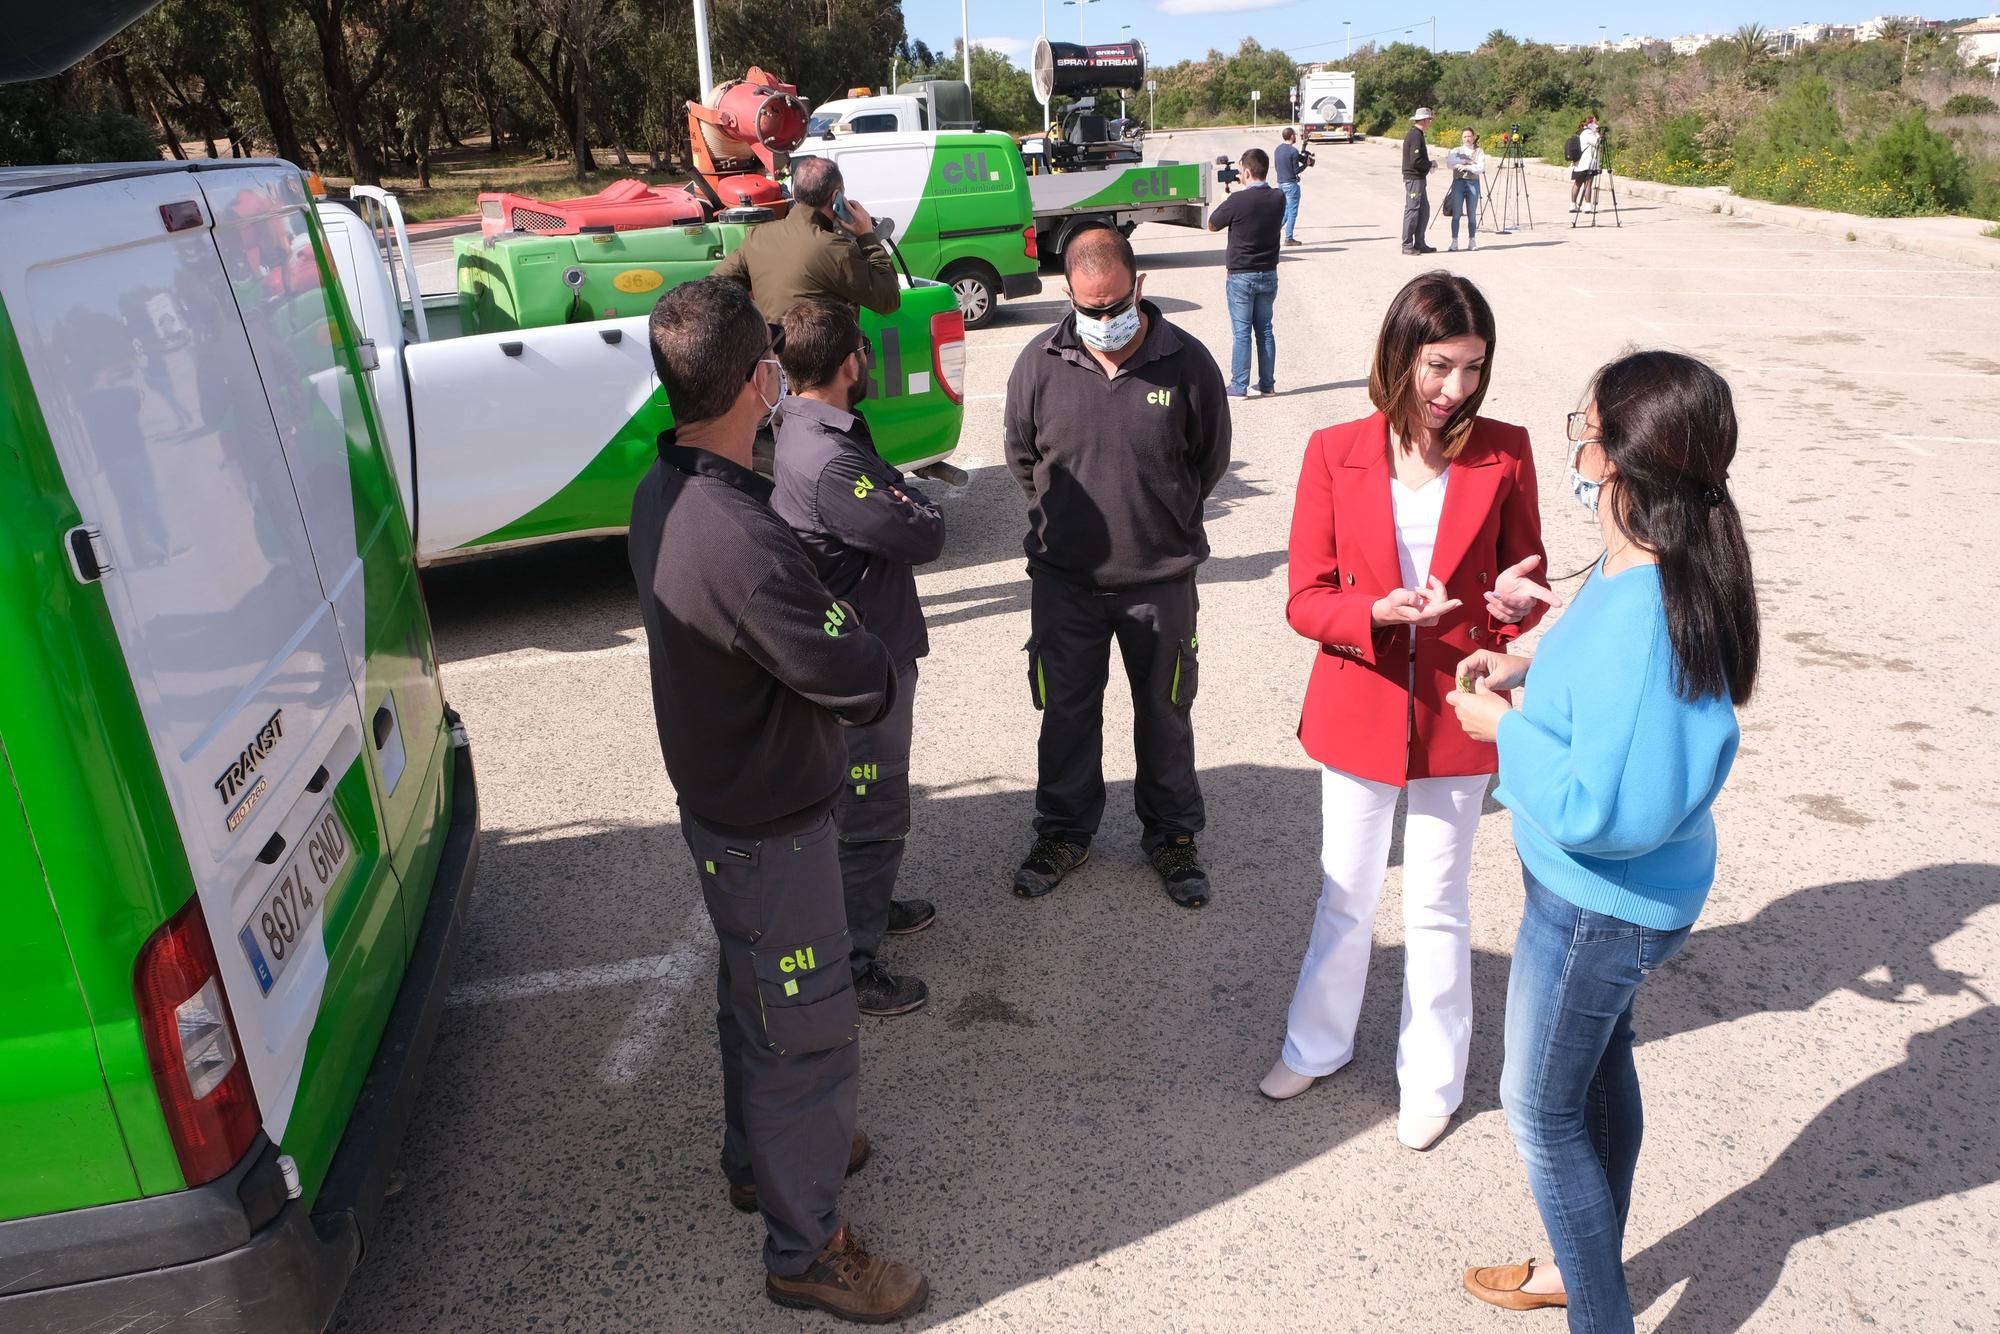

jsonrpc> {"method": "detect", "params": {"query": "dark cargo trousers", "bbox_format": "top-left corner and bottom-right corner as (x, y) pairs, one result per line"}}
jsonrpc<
(1025, 570), (1204, 855)
(1402, 176), (1430, 249)
(836, 662), (918, 977)
(681, 806), (861, 1277)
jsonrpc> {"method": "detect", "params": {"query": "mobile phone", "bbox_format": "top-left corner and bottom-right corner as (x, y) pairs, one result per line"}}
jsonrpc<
(832, 190), (854, 225)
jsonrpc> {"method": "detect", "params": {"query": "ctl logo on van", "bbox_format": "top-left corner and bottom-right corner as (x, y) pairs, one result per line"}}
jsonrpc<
(936, 151), (999, 191)
(215, 708), (283, 832)
(1128, 169), (1177, 201)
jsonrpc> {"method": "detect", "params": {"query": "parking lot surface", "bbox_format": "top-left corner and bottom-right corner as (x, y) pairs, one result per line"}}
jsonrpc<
(341, 129), (2000, 1332)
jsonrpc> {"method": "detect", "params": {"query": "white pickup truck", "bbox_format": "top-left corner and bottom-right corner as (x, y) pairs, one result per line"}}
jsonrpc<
(317, 188), (966, 564)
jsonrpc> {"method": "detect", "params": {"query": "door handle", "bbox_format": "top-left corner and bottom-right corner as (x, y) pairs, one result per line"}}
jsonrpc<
(306, 765), (331, 794)
(373, 705), (394, 749)
(500, 340), (523, 357)
(598, 328), (622, 345)
(257, 833), (286, 864)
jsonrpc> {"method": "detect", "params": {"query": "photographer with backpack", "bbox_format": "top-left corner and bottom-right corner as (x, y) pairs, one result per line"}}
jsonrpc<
(1566, 117), (1602, 215)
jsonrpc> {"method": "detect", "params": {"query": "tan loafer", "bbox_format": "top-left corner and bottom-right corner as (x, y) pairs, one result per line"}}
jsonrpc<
(1259, 1059), (1316, 1100)
(1464, 1259), (1568, 1311)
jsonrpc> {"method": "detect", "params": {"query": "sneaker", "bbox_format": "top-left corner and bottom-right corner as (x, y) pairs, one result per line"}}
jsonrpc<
(886, 898), (935, 936)
(1013, 836), (1089, 898)
(1225, 386), (1248, 398)
(855, 962), (927, 1017)
(731, 1130), (872, 1213)
(1283, 237), (1302, 247)
(1256, 384), (1276, 396)
(766, 1224), (929, 1323)
(1401, 245), (1421, 255)
(1150, 836), (1210, 908)
(1467, 239), (1477, 250)
(1569, 203), (1581, 213)
(1245, 386), (1263, 398)
(1448, 240), (1459, 251)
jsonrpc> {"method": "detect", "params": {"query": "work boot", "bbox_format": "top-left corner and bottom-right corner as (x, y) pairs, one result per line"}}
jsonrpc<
(855, 962), (927, 1017)
(766, 1224), (929, 1323)
(1283, 236), (1302, 246)
(1012, 835), (1089, 898)
(1150, 836), (1211, 908)
(730, 1129), (872, 1213)
(886, 897), (936, 936)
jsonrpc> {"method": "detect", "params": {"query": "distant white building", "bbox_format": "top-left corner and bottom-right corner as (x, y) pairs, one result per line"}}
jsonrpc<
(1671, 33), (1726, 55)
(1854, 15), (1930, 42)
(1955, 15), (2000, 73)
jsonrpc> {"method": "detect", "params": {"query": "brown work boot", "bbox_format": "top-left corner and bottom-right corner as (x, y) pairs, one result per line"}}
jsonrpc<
(729, 1129), (872, 1213)
(766, 1223), (929, 1323)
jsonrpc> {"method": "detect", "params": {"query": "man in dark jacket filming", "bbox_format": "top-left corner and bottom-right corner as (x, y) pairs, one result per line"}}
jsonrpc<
(1002, 226), (1232, 909)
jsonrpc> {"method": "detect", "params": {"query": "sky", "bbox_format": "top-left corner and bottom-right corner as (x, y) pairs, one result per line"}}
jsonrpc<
(900, 1), (1988, 66)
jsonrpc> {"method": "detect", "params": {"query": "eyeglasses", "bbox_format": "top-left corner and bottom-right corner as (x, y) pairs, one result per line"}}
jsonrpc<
(1072, 286), (1138, 320)
(1565, 411), (1601, 445)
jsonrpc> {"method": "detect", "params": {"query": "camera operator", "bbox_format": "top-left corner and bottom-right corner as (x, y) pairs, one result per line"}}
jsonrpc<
(1274, 127), (1313, 248)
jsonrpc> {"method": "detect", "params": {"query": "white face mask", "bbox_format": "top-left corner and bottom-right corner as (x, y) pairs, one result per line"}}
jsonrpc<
(1076, 303), (1142, 352)
(1568, 438), (1603, 515)
(754, 358), (783, 427)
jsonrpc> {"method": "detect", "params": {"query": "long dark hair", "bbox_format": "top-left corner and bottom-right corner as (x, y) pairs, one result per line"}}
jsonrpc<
(1591, 350), (1760, 705)
(1367, 271), (1495, 460)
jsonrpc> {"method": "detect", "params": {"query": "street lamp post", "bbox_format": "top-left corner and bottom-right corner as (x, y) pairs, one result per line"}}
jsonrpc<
(1120, 24), (1132, 117)
(1251, 87), (1260, 128)
(691, 0), (715, 95)
(1344, 19), (1351, 59)
(962, 0), (972, 87)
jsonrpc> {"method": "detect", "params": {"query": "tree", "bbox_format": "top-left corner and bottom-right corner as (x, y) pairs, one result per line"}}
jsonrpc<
(298, 0), (418, 184)
(242, 0), (305, 166)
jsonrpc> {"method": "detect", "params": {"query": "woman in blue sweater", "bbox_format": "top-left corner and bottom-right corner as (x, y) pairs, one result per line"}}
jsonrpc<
(1445, 350), (1760, 1332)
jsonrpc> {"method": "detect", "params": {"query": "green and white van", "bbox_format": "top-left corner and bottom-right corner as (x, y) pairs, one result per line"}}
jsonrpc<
(0, 159), (478, 1332)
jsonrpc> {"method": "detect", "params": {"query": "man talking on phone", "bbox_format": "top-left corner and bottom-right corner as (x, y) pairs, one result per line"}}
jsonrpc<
(714, 156), (901, 321)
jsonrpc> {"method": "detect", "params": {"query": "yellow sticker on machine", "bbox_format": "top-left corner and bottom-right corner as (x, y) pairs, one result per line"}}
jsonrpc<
(612, 268), (665, 293)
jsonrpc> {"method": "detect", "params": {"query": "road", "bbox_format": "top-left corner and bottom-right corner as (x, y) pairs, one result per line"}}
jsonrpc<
(338, 128), (2000, 1332)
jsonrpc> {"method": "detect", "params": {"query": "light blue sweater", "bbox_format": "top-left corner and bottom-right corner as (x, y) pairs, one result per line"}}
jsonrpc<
(1495, 559), (1740, 930)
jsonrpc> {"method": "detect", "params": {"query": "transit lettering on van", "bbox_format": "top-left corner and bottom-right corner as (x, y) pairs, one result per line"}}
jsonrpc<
(213, 707), (284, 806)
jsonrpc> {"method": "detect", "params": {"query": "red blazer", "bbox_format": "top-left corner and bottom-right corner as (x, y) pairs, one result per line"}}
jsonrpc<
(1287, 412), (1548, 786)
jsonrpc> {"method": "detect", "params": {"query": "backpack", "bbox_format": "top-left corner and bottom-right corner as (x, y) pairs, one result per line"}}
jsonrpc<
(1563, 134), (1582, 164)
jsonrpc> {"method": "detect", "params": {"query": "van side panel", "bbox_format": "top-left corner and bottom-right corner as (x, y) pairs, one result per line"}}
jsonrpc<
(0, 295), (189, 1201)
(0, 746), (142, 1218)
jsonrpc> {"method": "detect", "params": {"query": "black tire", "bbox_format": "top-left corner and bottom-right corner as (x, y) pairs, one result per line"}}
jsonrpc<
(942, 263), (1000, 329)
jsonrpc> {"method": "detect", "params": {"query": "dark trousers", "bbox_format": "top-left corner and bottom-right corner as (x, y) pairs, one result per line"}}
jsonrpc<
(1402, 176), (1430, 248)
(681, 807), (861, 1276)
(1026, 570), (1204, 855)
(837, 661), (918, 977)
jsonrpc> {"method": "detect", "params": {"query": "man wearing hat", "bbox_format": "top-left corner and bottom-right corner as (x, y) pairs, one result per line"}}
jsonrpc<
(1401, 107), (1437, 255)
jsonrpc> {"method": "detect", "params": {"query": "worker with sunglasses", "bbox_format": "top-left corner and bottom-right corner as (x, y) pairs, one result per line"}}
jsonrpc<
(772, 299), (946, 1021)
(1002, 226), (1233, 908)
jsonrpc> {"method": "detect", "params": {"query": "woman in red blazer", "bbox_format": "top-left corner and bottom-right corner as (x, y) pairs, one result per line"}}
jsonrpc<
(1261, 273), (1553, 1151)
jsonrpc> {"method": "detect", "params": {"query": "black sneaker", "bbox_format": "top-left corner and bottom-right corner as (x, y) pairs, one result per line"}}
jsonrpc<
(1012, 836), (1090, 898)
(730, 1129), (872, 1213)
(855, 962), (927, 1017)
(1150, 837), (1211, 908)
(886, 898), (936, 936)
(1415, 243), (1439, 254)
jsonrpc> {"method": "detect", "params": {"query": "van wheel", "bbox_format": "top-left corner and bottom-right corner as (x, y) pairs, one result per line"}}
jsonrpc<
(943, 264), (1000, 329)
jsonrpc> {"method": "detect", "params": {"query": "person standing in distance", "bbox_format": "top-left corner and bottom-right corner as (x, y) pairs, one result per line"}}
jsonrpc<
(1567, 117), (1603, 215)
(1207, 146), (1286, 399)
(1445, 128), (1488, 251)
(1274, 126), (1306, 247)
(629, 277), (926, 1323)
(772, 299), (946, 1020)
(713, 156), (901, 321)
(1402, 107), (1439, 255)
(1004, 226), (1232, 907)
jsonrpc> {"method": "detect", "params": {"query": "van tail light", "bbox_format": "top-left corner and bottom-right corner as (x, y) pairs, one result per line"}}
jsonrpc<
(136, 895), (263, 1186)
(1023, 224), (1039, 260)
(929, 310), (965, 405)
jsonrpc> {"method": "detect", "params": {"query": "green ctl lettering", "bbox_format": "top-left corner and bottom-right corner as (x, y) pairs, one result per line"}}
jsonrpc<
(823, 602), (847, 637)
(849, 763), (879, 781)
(1147, 388), (1174, 407)
(853, 475), (877, 500)
(777, 946), (818, 974)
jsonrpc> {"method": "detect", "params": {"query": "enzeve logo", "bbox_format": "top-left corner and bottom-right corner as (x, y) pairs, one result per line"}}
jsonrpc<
(778, 946), (819, 974)
(1147, 388), (1174, 406)
(939, 151), (990, 185)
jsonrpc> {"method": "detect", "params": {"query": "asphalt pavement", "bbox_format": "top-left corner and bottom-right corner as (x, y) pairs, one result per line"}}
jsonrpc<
(338, 128), (2000, 1333)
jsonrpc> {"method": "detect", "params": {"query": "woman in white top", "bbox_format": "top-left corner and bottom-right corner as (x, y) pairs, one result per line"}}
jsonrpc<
(1267, 272), (1555, 1150)
(1445, 129), (1488, 251)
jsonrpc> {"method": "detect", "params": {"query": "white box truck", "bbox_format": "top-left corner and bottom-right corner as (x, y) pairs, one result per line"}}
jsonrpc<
(1299, 70), (1359, 143)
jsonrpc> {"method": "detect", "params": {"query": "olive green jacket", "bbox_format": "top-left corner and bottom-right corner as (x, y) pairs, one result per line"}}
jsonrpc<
(712, 206), (901, 321)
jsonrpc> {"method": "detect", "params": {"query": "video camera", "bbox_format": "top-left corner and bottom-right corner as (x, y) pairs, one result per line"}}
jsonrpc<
(1297, 146), (1317, 171)
(1214, 154), (1240, 191)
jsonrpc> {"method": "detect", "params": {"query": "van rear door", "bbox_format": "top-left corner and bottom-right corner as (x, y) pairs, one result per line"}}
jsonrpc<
(0, 165), (407, 1195)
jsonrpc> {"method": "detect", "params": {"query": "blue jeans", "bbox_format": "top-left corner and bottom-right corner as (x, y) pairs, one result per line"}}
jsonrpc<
(1500, 870), (1692, 1334)
(1224, 270), (1277, 393)
(1278, 181), (1301, 240)
(1447, 178), (1480, 239)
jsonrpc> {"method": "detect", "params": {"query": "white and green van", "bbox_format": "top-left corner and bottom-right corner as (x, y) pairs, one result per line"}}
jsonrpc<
(0, 157), (479, 1332)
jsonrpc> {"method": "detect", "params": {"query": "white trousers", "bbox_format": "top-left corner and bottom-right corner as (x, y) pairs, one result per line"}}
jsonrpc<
(1280, 765), (1490, 1115)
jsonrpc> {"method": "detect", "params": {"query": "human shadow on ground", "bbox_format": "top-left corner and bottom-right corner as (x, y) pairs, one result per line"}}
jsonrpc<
(423, 535), (640, 659)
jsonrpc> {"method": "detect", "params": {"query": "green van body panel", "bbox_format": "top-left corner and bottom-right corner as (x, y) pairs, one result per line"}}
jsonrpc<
(1063, 161), (1206, 212)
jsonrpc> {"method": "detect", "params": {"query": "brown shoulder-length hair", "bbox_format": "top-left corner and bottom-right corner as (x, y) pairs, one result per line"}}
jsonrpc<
(1366, 271), (1496, 459)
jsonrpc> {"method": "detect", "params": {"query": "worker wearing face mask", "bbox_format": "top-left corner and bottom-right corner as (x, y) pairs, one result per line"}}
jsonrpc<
(772, 299), (946, 1020)
(1001, 226), (1233, 909)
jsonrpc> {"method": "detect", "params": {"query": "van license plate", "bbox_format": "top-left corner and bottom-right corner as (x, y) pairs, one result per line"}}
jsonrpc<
(238, 801), (351, 995)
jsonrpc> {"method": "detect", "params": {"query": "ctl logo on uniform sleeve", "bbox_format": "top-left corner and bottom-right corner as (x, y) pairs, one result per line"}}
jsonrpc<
(1147, 388), (1175, 407)
(778, 945), (818, 996)
(853, 474), (877, 500)
(823, 602), (849, 637)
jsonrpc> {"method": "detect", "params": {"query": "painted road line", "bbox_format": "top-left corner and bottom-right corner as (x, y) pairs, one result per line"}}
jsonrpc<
(1637, 320), (1993, 333)
(448, 947), (697, 1007)
(1534, 265), (1996, 276)
(599, 903), (712, 1086)
(1886, 434), (2000, 444)
(1722, 365), (1999, 379)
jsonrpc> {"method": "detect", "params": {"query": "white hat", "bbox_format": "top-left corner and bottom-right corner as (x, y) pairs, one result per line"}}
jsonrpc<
(1413, 106), (1434, 121)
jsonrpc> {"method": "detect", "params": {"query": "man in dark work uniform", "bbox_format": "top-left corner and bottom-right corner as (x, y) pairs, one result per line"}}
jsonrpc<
(629, 277), (926, 1323)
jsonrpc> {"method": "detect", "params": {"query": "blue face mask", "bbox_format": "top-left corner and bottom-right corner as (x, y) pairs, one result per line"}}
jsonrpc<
(1567, 439), (1602, 515)
(1075, 302), (1142, 352)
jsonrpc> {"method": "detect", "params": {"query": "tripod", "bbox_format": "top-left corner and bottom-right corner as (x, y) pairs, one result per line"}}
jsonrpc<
(1572, 139), (1623, 228)
(1481, 131), (1534, 233)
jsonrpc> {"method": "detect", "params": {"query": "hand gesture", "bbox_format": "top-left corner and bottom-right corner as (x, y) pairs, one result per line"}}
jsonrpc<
(840, 197), (875, 238)
(1371, 575), (1462, 629)
(1453, 648), (1529, 694)
(1445, 677), (1512, 743)
(1484, 555), (1561, 624)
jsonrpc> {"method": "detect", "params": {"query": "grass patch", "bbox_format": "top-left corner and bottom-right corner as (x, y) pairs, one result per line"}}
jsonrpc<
(323, 146), (688, 223)
(1986, 223), (2000, 239)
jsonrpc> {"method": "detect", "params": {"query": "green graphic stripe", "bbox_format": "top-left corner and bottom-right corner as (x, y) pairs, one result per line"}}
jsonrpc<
(1066, 162), (1206, 212)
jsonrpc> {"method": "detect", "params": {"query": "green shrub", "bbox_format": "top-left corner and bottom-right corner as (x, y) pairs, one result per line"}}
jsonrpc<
(1942, 93), (1999, 118)
(1857, 110), (1970, 214)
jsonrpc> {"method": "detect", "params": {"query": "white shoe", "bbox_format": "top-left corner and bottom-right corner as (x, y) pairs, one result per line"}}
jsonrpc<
(1448, 240), (1458, 251)
(1397, 1111), (1452, 1151)
(1245, 386), (1263, 398)
(1467, 239), (1477, 250)
(1569, 203), (1581, 213)
(1260, 1059), (1316, 1100)
(1588, 205), (1599, 215)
